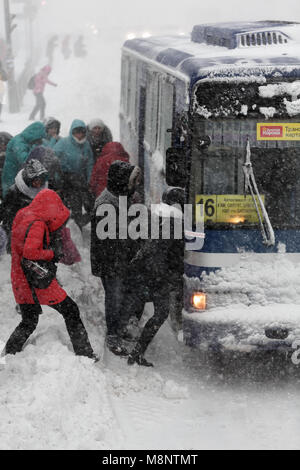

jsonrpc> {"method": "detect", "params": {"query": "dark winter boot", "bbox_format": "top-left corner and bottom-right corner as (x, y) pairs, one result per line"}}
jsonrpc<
(128, 353), (153, 367)
(106, 335), (129, 357)
(127, 342), (153, 367)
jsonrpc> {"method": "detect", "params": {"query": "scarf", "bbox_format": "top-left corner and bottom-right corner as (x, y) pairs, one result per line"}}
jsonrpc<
(15, 170), (48, 200)
(73, 136), (87, 144)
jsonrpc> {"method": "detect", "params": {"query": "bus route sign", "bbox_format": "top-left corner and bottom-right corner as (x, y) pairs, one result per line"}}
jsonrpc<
(257, 123), (300, 141)
(196, 195), (264, 224)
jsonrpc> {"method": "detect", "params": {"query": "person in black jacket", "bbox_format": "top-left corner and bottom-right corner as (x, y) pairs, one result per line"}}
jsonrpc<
(90, 160), (141, 356)
(0, 159), (48, 248)
(46, 35), (59, 65)
(27, 145), (63, 193)
(87, 119), (113, 163)
(125, 187), (185, 367)
(0, 132), (13, 198)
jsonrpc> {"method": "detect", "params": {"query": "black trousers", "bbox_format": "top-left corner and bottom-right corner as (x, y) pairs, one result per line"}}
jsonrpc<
(29, 93), (46, 120)
(123, 281), (171, 356)
(5, 296), (94, 358)
(101, 276), (130, 339)
(61, 175), (93, 229)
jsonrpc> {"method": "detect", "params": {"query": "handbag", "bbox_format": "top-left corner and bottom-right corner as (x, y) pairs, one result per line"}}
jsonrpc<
(59, 226), (81, 265)
(21, 221), (57, 289)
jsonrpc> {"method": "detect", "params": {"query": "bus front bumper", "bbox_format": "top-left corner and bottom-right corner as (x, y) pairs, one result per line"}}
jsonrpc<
(183, 304), (300, 353)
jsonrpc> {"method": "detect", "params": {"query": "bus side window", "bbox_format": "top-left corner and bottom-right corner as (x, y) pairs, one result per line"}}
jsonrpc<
(144, 72), (159, 152)
(157, 78), (174, 157)
(134, 65), (141, 132)
(126, 59), (132, 118)
(121, 56), (129, 116)
(130, 60), (138, 131)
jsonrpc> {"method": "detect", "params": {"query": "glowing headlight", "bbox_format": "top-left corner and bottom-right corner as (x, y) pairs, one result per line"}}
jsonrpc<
(192, 293), (207, 311)
(229, 216), (245, 224)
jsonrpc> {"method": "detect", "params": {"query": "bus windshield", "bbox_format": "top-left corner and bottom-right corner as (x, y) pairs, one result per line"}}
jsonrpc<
(189, 80), (300, 229)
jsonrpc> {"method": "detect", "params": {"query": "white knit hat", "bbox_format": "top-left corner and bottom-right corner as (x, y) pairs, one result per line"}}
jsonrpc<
(88, 118), (105, 130)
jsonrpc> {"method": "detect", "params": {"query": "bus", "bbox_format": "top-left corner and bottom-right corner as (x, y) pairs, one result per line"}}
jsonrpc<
(120, 21), (300, 355)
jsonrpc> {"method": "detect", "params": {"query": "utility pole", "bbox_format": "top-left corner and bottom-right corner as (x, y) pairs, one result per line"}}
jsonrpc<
(3, 0), (19, 112)
(24, 0), (39, 62)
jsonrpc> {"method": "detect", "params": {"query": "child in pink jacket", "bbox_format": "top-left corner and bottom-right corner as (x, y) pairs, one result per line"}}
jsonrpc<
(29, 65), (57, 121)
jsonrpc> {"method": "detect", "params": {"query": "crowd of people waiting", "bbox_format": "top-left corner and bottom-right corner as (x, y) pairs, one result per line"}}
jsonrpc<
(0, 117), (184, 367)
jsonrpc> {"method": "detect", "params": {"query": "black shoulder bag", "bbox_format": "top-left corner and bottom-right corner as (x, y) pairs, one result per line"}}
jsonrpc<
(21, 221), (57, 290)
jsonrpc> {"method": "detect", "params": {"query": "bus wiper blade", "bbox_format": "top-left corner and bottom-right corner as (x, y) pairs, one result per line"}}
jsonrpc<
(242, 139), (275, 247)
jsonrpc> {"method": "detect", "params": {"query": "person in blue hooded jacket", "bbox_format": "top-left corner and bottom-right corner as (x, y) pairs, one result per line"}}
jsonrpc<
(53, 119), (94, 229)
(1, 122), (46, 198)
(43, 117), (62, 148)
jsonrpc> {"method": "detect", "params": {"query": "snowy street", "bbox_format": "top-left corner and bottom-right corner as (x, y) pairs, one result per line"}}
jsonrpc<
(1, 2), (300, 450)
(1, 245), (300, 450)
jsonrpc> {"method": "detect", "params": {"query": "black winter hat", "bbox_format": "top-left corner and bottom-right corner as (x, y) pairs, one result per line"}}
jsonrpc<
(162, 187), (185, 211)
(28, 145), (55, 162)
(0, 132), (13, 147)
(107, 160), (135, 196)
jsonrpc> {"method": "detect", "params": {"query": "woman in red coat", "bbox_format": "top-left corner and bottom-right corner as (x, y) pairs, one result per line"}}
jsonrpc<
(5, 189), (95, 358)
(89, 142), (129, 198)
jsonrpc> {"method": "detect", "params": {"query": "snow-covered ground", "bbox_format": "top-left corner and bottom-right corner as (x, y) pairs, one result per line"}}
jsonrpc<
(1, 241), (300, 450)
(1, 32), (300, 451)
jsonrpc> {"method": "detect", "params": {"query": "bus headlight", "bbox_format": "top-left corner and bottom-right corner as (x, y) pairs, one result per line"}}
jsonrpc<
(191, 292), (207, 310)
(229, 216), (245, 224)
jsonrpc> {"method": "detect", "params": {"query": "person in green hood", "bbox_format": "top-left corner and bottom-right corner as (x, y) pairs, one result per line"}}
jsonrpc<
(53, 119), (94, 229)
(1, 122), (46, 198)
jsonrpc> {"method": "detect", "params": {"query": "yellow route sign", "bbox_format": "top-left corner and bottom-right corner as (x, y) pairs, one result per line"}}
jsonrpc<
(257, 123), (300, 140)
(196, 194), (264, 224)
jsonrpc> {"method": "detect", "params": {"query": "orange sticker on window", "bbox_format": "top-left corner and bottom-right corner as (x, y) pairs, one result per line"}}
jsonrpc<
(257, 123), (300, 140)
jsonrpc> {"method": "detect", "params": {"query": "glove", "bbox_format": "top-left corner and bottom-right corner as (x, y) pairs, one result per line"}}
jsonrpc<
(52, 252), (63, 263)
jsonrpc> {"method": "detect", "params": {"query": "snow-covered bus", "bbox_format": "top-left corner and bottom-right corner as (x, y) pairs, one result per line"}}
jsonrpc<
(120, 21), (300, 355)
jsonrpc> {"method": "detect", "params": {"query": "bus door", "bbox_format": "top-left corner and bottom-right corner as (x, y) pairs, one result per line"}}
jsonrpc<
(150, 76), (175, 203)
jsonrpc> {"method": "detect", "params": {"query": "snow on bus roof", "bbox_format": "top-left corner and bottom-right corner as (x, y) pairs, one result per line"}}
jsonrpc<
(123, 22), (300, 86)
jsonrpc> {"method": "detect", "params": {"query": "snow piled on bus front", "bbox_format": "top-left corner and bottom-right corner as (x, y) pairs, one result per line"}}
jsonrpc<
(186, 245), (300, 311)
(184, 249), (300, 352)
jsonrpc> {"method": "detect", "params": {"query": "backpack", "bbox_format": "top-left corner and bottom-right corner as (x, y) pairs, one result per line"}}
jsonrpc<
(27, 75), (36, 90)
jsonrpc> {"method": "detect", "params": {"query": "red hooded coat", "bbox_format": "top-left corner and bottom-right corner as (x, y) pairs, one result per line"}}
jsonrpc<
(11, 189), (70, 305)
(89, 142), (129, 197)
